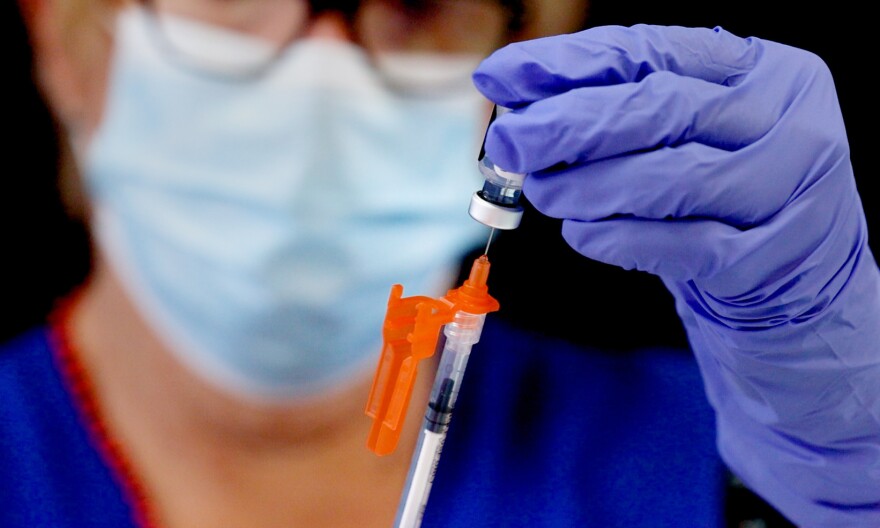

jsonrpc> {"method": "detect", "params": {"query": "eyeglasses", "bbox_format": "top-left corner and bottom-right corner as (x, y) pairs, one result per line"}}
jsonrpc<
(141, 0), (523, 87)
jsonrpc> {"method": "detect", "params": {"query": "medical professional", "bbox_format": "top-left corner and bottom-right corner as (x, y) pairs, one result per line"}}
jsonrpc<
(3, 0), (878, 527)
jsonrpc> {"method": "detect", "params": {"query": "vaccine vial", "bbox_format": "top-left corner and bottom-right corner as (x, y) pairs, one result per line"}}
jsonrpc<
(468, 105), (526, 230)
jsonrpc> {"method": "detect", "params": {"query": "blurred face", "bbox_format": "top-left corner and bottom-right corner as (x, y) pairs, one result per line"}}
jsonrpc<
(149, 0), (510, 52)
(28, 0), (587, 140)
(22, 0), (588, 400)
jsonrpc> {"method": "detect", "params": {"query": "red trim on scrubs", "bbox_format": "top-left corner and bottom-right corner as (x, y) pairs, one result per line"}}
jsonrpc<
(47, 292), (161, 528)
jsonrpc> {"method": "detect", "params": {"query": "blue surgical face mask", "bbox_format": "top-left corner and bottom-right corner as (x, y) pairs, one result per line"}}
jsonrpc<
(81, 7), (488, 402)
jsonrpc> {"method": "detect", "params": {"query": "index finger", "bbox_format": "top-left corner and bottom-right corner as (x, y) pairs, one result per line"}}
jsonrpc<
(472, 24), (757, 108)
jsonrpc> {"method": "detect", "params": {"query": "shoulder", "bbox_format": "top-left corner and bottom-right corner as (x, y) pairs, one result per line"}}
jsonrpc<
(0, 326), (57, 407)
(0, 327), (137, 528)
(0, 326), (80, 434)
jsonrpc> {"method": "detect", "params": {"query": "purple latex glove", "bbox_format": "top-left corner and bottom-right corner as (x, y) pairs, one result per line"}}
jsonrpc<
(474, 24), (880, 526)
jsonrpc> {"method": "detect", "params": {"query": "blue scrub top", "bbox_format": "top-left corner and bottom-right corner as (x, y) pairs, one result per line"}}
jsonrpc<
(0, 317), (724, 527)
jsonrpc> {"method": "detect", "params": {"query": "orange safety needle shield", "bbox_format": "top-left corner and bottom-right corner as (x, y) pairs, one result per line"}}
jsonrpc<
(365, 255), (499, 456)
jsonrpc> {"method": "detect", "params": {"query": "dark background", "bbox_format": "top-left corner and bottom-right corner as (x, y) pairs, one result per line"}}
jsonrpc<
(5, 0), (92, 343)
(5, 1), (871, 526)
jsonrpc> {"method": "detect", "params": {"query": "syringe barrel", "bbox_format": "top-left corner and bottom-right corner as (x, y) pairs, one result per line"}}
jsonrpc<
(424, 311), (486, 433)
(444, 310), (487, 346)
(395, 310), (488, 528)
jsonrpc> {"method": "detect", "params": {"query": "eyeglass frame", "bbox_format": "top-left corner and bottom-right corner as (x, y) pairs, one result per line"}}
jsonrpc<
(137, 0), (527, 86)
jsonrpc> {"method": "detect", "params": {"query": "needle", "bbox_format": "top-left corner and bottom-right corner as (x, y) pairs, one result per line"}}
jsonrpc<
(483, 227), (496, 256)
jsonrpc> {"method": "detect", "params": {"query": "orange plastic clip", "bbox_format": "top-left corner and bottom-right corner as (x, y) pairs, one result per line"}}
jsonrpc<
(365, 255), (500, 456)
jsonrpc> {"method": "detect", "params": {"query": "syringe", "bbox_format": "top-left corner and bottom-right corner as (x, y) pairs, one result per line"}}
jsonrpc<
(365, 105), (509, 527)
(365, 255), (499, 527)
(394, 265), (491, 527)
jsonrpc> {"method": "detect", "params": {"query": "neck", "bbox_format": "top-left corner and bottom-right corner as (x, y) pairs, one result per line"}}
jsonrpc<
(65, 256), (428, 527)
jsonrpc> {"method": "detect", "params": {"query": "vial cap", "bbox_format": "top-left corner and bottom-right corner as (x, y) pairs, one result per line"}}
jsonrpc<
(468, 191), (523, 230)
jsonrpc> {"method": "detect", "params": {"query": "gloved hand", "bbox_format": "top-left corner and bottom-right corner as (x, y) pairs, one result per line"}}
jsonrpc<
(473, 25), (880, 527)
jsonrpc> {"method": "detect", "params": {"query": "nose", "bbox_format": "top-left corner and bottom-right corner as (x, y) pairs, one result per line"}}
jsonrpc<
(303, 10), (356, 41)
